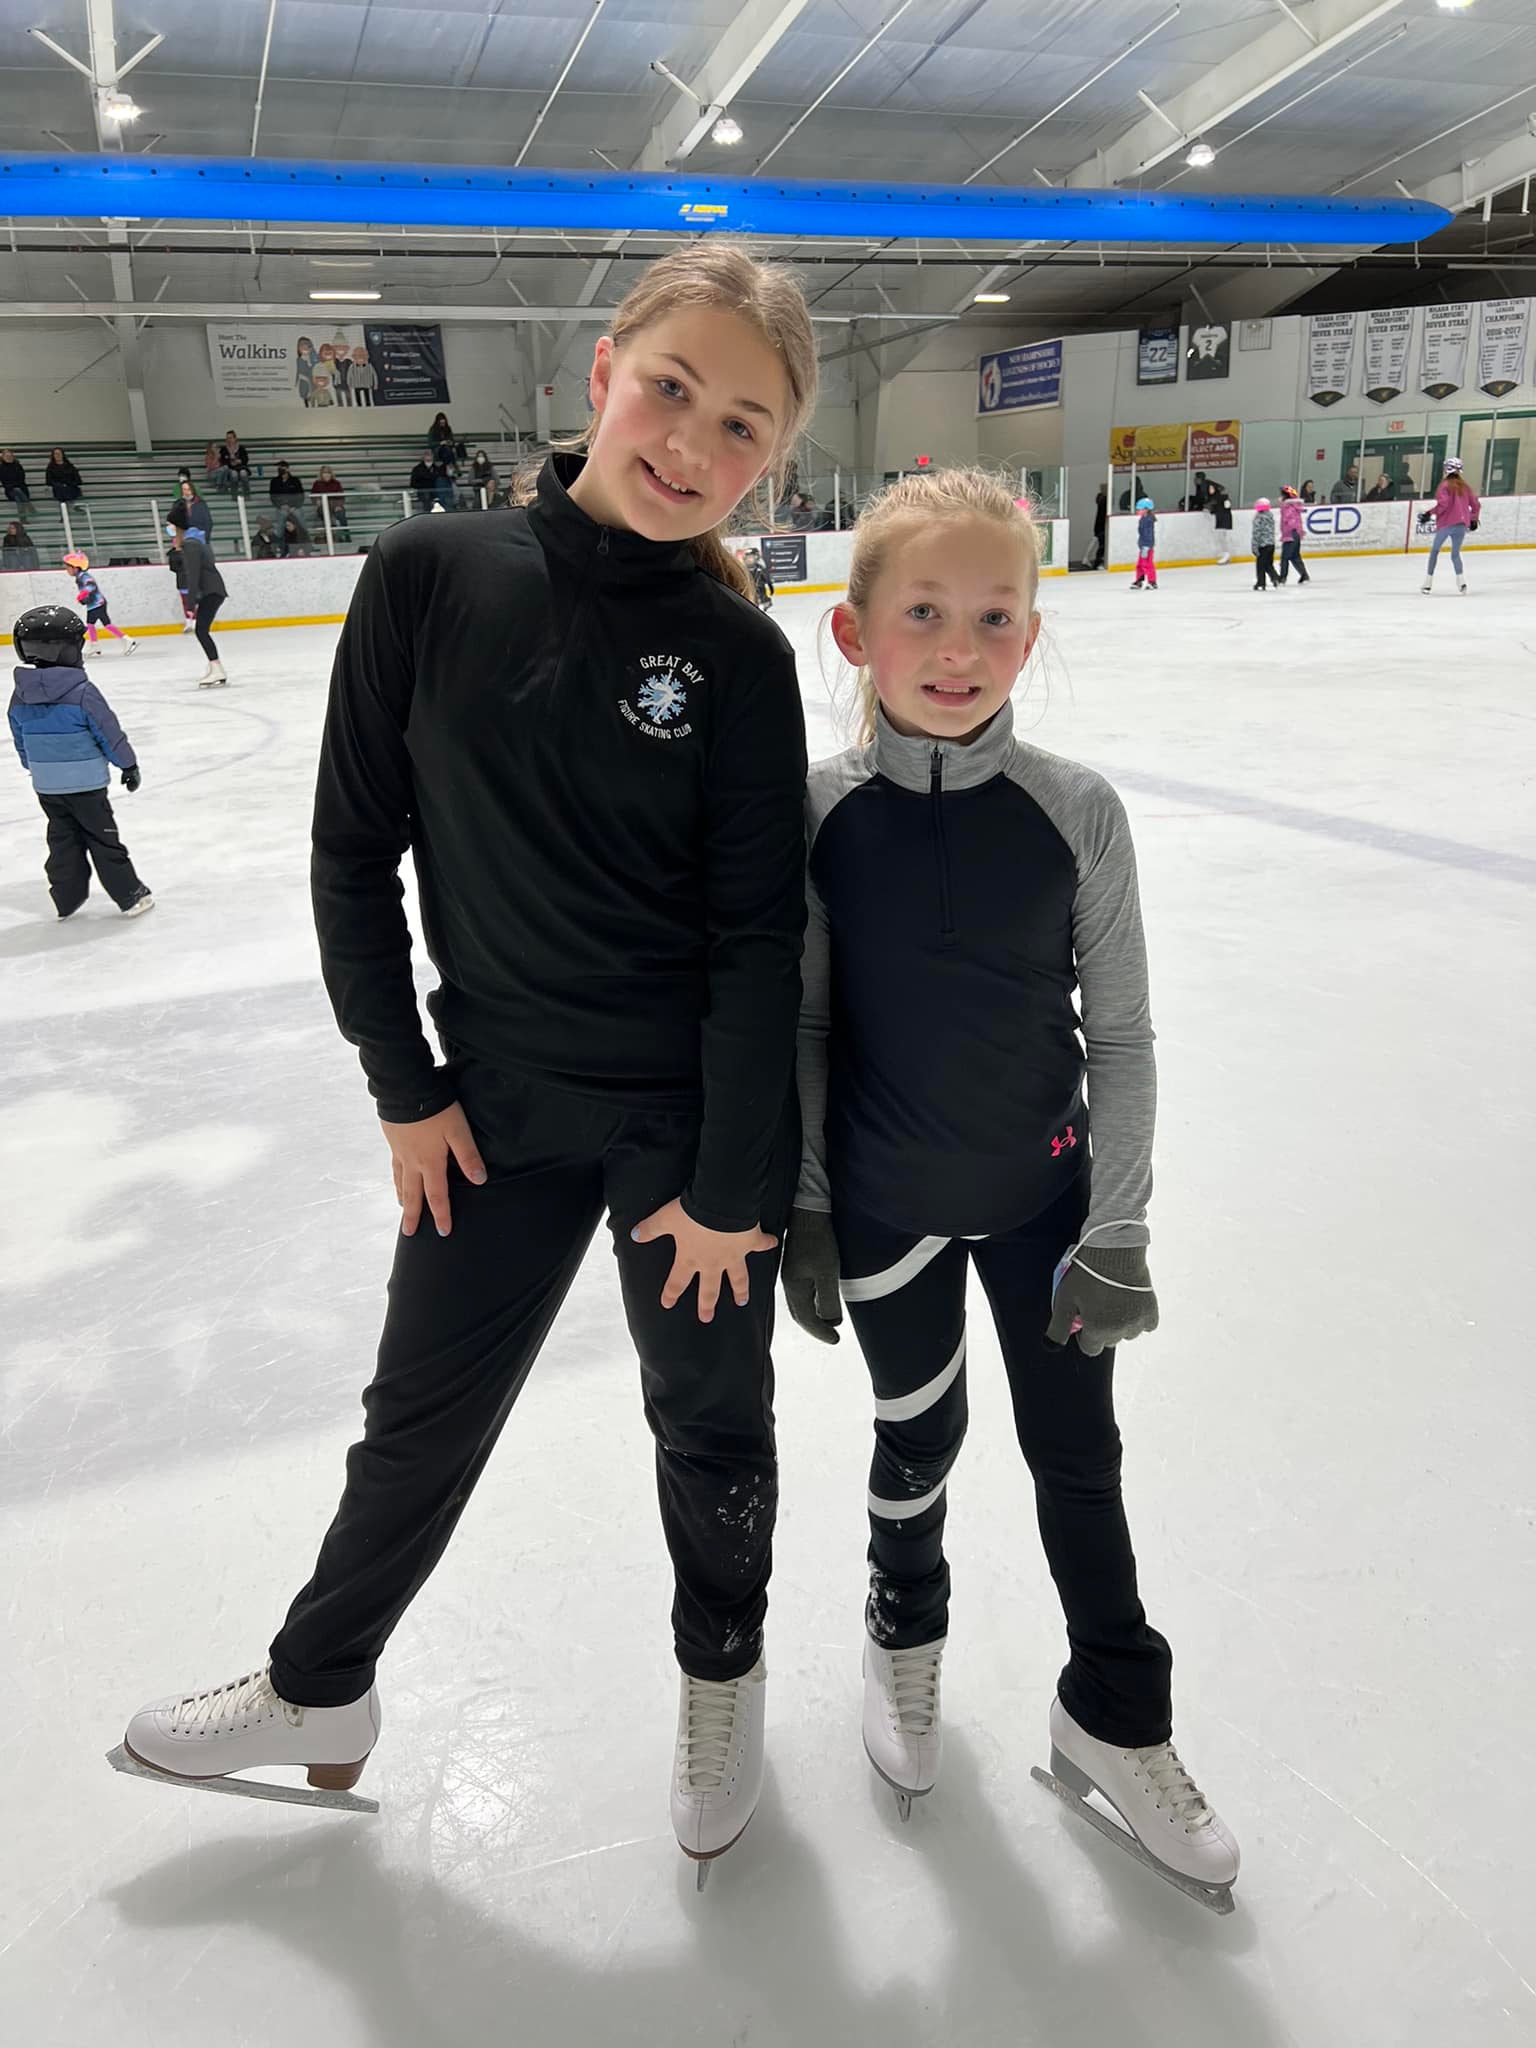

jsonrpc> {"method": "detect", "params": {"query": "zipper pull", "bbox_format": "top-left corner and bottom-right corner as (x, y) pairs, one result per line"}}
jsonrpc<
(929, 744), (943, 791)
(597, 526), (610, 557)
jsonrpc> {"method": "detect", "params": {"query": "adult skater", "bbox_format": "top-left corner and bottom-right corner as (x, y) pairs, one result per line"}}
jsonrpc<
(780, 466), (1240, 1914)
(1250, 498), (1280, 590)
(118, 243), (819, 1888)
(1210, 483), (1233, 563)
(8, 603), (152, 919)
(1277, 486), (1309, 585)
(1420, 455), (1480, 594)
(167, 503), (228, 685)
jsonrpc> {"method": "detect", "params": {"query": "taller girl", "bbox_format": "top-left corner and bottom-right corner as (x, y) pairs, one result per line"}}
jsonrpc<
(1421, 454), (1480, 594)
(120, 246), (818, 1883)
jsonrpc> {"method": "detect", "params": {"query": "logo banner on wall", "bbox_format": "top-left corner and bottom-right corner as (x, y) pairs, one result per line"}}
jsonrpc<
(1306, 313), (1356, 406)
(1108, 421), (1241, 472)
(206, 320), (449, 408)
(759, 535), (807, 583)
(1109, 422), (1186, 470)
(1136, 325), (1180, 386)
(977, 339), (1063, 414)
(1476, 298), (1531, 397)
(1185, 321), (1231, 380)
(1418, 303), (1471, 400)
(1362, 308), (1413, 403)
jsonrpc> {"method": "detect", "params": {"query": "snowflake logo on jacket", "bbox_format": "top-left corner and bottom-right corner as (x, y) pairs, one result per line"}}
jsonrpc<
(638, 671), (686, 723)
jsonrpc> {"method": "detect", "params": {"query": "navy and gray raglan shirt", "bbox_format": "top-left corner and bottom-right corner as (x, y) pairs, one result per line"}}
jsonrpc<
(796, 698), (1155, 1247)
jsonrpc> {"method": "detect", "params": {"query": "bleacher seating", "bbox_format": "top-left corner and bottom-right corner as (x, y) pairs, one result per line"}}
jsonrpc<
(0, 430), (525, 567)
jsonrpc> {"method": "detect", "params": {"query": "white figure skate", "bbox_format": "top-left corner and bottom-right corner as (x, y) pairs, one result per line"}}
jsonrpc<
(863, 1636), (943, 1822)
(197, 659), (228, 688)
(670, 1658), (766, 1890)
(108, 1662), (381, 1813)
(1031, 1696), (1240, 1914)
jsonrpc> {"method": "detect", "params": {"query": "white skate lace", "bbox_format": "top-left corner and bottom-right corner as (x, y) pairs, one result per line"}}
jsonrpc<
(678, 1676), (742, 1792)
(887, 1645), (942, 1733)
(171, 1665), (279, 1734)
(1137, 1740), (1214, 1831)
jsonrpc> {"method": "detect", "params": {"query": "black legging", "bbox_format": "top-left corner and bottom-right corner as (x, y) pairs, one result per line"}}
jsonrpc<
(194, 592), (223, 660)
(269, 1058), (798, 1707)
(836, 1177), (1173, 1749)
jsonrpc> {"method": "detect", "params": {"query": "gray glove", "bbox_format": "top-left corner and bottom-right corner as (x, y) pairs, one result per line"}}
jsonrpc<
(1046, 1246), (1159, 1358)
(781, 1207), (843, 1346)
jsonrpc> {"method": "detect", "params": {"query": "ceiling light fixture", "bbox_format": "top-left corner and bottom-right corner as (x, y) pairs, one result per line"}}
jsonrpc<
(308, 288), (381, 301)
(1185, 140), (1216, 168)
(1435, 0), (1474, 11)
(974, 290), (1011, 302)
(101, 91), (141, 124)
(711, 115), (743, 145)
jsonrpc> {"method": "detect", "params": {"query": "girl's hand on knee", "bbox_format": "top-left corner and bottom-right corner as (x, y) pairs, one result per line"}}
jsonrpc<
(631, 1198), (778, 1322)
(381, 1102), (487, 1238)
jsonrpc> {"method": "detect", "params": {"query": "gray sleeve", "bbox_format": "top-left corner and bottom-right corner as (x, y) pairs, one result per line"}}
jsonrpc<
(794, 866), (832, 1212)
(1010, 749), (1156, 1250)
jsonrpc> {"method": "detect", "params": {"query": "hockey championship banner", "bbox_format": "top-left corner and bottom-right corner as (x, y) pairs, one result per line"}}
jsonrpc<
(1476, 298), (1531, 398)
(1307, 313), (1356, 407)
(1418, 303), (1472, 401)
(207, 320), (449, 409)
(1136, 325), (1180, 386)
(1362, 308), (1413, 404)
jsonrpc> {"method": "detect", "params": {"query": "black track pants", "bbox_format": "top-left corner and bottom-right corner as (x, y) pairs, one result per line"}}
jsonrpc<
(837, 1179), (1173, 1747)
(269, 1060), (796, 1706)
(1278, 536), (1309, 583)
(36, 789), (145, 913)
(1254, 544), (1280, 589)
(194, 593), (223, 660)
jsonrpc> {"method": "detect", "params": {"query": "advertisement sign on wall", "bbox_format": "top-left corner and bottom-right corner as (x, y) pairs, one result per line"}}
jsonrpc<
(207, 320), (450, 409)
(759, 535), (807, 583)
(1189, 420), (1240, 469)
(977, 339), (1063, 415)
(1136, 325), (1180, 386)
(1109, 421), (1240, 472)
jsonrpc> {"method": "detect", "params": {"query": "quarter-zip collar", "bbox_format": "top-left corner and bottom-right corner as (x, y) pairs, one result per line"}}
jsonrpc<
(529, 451), (699, 587)
(872, 694), (1016, 794)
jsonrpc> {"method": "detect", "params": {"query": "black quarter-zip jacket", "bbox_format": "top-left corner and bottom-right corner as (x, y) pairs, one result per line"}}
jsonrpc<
(311, 453), (808, 1232)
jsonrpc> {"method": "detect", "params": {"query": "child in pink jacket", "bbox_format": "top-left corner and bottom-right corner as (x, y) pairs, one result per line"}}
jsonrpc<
(1277, 486), (1309, 585)
(1419, 457), (1480, 593)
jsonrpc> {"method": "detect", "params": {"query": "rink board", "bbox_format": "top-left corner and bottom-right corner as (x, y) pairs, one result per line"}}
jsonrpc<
(1106, 494), (1536, 570)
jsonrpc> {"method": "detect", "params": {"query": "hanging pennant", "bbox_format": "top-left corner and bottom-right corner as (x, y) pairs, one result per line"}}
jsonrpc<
(1306, 313), (1356, 407)
(1418, 304), (1472, 400)
(1476, 298), (1531, 398)
(1362, 308), (1413, 404)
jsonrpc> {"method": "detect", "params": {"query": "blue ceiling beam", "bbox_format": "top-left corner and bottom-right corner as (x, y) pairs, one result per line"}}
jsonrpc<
(0, 152), (1449, 245)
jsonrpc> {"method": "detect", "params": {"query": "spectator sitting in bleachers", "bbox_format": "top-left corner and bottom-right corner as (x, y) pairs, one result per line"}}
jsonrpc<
(203, 440), (223, 492)
(251, 514), (278, 559)
(2, 448), (34, 517)
(269, 460), (304, 507)
(218, 430), (252, 495)
(309, 465), (349, 539)
(409, 454), (437, 514)
(3, 517), (40, 569)
(432, 453), (458, 511)
(278, 508), (313, 557)
(46, 447), (85, 505)
(470, 449), (496, 502)
(429, 412), (466, 464)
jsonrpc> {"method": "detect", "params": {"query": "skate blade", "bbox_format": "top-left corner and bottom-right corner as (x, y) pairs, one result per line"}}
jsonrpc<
(679, 1809), (755, 1891)
(1029, 1766), (1234, 1916)
(865, 1748), (933, 1825)
(106, 1743), (379, 1815)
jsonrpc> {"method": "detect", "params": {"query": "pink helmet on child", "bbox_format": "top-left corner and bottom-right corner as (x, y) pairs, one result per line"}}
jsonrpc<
(1253, 498), (1272, 512)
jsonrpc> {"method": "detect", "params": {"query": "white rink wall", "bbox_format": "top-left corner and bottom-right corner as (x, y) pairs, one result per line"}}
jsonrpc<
(1, 519), (1072, 641)
(1107, 493), (1536, 569)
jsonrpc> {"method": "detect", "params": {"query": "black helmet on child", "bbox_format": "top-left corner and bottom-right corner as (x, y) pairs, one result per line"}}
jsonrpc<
(12, 604), (87, 667)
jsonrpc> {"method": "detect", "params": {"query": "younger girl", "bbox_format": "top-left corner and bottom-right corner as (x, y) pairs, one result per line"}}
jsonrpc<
(783, 468), (1240, 1911)
(1251, 498), (1280, 590)
(64, 552), (136, 656)
(120, 244), (818, 1886)
(1421, 455), (1480, 593)
(1130, 495), (1157, 589)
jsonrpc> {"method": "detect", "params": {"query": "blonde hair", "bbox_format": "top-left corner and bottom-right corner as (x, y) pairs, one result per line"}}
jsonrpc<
(839, 468), (1043, 744)
(517, 242), (817, 602)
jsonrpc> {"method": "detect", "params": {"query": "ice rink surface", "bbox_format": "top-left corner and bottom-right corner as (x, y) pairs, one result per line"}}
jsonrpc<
(3, 551), (1533, 2047)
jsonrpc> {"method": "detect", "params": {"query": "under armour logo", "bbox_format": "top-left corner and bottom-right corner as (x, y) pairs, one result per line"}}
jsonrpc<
(1050, 1126), (1078, 1158)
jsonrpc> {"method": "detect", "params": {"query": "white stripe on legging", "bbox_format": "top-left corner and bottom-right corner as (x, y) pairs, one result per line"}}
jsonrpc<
(873, 1332), (966, 1423)
(841, 1234), (951, 1302)
(868, 1477), (947, 1522)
